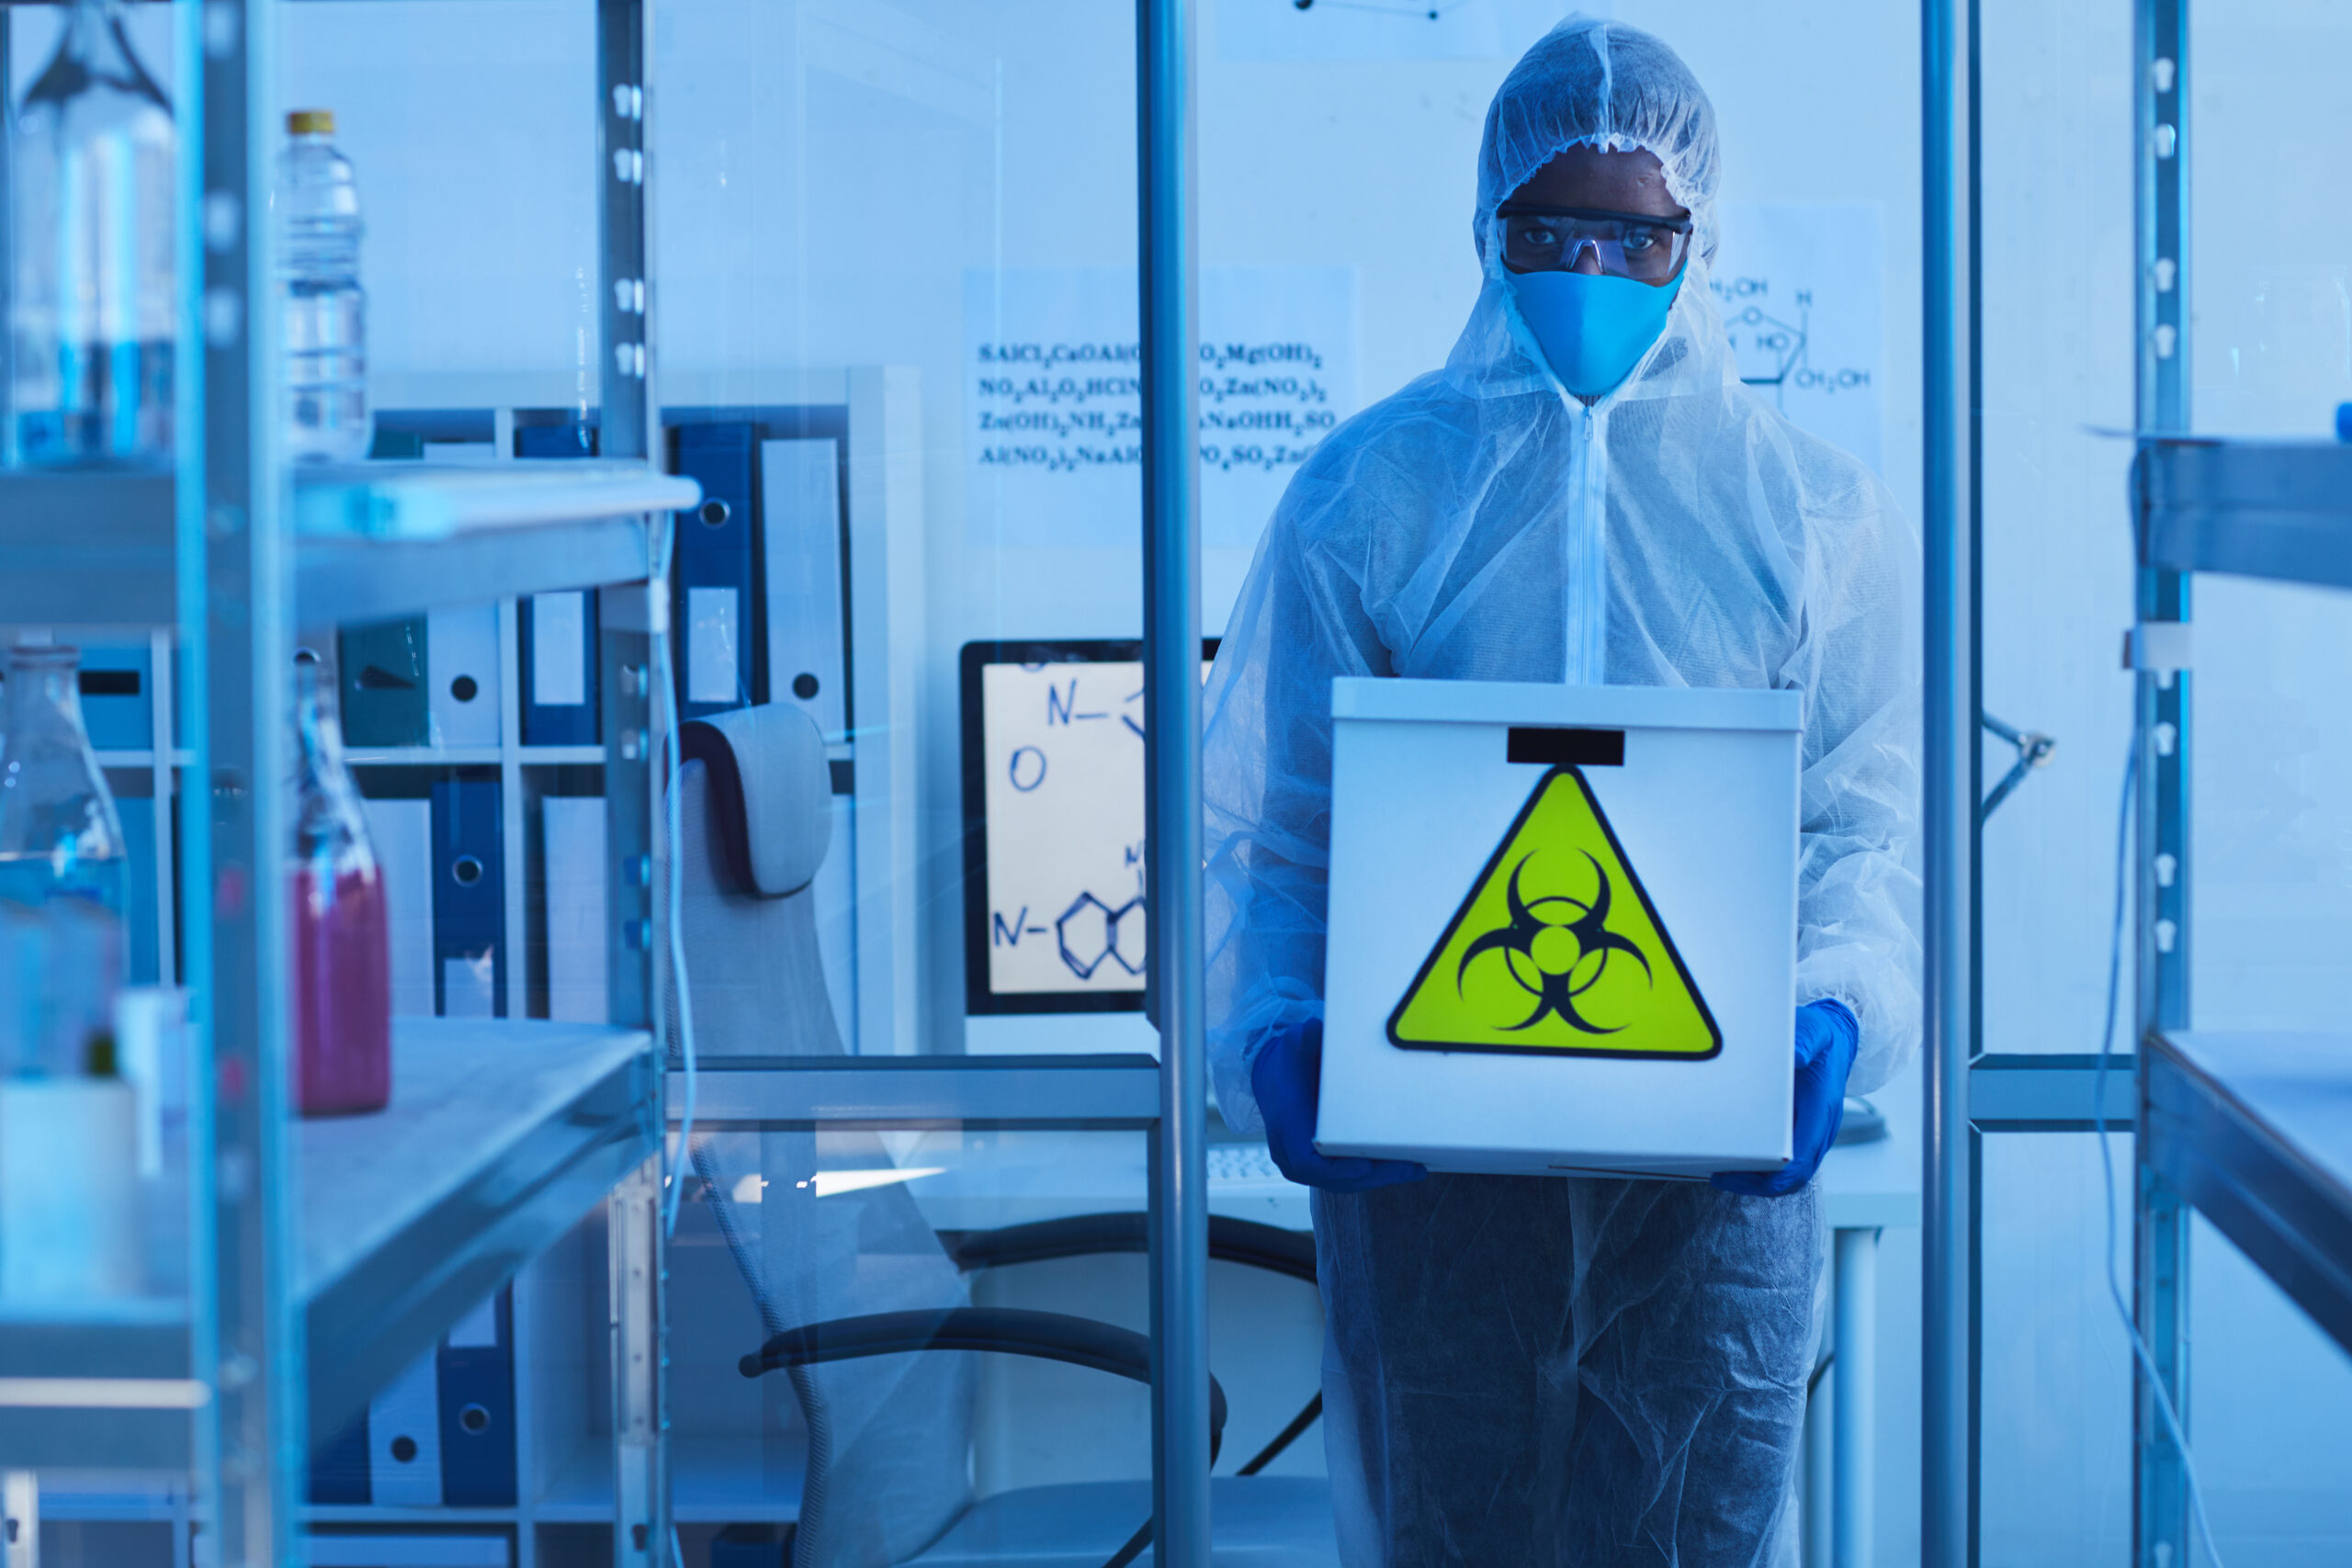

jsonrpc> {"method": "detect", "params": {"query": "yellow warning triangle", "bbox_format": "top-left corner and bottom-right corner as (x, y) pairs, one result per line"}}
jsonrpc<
(1387, 765), (1721, 1059)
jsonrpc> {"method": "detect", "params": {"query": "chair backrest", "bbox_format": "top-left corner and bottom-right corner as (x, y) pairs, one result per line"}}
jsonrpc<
(671, 702), (841, 1059)
(667, 705), (976, 1567)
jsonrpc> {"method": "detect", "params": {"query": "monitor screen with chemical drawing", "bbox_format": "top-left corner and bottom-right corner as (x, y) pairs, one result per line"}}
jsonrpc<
(958, 639), (1216, 1025)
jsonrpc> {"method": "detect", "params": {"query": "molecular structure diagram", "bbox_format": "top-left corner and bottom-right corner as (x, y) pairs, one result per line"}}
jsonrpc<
(1713, 277), (1871, 409)
(1057, 892), (1147, 981)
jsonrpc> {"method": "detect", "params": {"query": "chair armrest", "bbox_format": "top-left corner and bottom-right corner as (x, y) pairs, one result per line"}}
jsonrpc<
(740, 1305), (1229, 1463)
(944, 1212), (1317, 1286)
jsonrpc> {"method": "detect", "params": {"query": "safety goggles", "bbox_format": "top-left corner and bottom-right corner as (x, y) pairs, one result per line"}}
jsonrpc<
(1496, 204), (1693, 285)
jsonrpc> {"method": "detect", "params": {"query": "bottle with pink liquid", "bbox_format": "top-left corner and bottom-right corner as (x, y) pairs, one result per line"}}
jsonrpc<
(289, 651), (390, 1115)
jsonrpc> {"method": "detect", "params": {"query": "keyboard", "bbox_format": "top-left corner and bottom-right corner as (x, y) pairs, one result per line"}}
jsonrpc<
(1206, 1144), (1288, 1185)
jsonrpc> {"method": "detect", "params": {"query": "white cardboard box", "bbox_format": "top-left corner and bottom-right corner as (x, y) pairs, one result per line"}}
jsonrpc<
(1317, 678), (1802, 1178)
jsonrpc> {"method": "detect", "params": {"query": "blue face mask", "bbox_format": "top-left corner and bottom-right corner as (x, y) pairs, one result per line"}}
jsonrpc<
(1510, 267), (1682, 399)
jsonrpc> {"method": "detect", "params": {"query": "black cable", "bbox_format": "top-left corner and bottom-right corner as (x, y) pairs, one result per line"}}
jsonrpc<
(1237, 1392), (1323, 1476)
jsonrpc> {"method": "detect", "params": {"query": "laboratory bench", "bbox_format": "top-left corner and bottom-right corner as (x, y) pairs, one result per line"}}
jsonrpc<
(664, 1052), (1922, 1562)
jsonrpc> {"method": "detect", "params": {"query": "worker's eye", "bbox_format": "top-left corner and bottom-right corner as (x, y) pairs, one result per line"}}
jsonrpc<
(1513, 222), (1561, 250)
(1620, 226), (1661, 254)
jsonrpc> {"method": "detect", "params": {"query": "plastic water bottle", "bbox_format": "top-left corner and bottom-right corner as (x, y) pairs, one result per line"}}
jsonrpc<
(277, 110), (370, 462)
(6, 0), (176, 466)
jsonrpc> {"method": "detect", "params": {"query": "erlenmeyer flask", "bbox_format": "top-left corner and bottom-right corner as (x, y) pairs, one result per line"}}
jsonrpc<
(0, 644), (129, 1077)
(289, 653), (391, 1115)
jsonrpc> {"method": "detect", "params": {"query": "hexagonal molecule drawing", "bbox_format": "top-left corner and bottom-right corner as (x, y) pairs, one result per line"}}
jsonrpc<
(1057, 892), (1147, 980)
(1717, 286), (1871, 412)
(1108, 897), (1147, 976)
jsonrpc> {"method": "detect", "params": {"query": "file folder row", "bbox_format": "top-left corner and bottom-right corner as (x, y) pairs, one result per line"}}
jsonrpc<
(308, 1284), (518, 1508)
(360, 785), (606, 1027)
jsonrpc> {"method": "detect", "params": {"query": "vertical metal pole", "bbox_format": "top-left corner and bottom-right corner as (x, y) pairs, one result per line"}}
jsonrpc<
(597, 0), (654, 467)
(1805, 1359), (1834, 1568)
(1920, 0), (1977, 1562)
(1835, 1227), (1881, 1568)
(610, 1158), (664, 1568)
(2132, 4), (2192, 1563)
(187, 0), (300, 1560)
(599, 0), (668, 1558)
(1138, 0), (1210, 1562)
(0, 11), (14, 466)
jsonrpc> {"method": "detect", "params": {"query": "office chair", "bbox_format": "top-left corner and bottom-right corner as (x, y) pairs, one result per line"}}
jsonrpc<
(669, 705), (1339, 1567)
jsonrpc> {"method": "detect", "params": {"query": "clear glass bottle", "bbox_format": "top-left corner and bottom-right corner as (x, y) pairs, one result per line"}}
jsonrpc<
(290, 654), (391, 1114)
(277, 109), (370, 462)
(0, 645), (128, 1077)
(6, 0), (175, 466)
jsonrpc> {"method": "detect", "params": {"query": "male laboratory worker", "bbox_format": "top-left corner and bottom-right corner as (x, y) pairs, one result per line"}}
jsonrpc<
(1201, 17), (1919, 1567)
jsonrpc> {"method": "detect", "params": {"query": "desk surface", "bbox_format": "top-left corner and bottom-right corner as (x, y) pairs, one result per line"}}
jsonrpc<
(900, 1064), (1923, 1236)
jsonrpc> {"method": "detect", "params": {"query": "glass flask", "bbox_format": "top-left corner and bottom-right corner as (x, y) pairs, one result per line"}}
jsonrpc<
(289, 653), (391, 1115)
(277, 108), (370, 461)
(6, 0), (175, 466)
(0, 645), (128, 1077)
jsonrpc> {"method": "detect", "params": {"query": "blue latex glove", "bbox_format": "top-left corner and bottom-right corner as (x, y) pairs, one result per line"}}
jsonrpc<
(1713, 999), (1860, 1197)
(1252, 1019), (1428, 1193)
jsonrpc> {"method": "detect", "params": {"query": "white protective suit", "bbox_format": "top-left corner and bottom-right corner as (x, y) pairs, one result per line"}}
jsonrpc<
(1200, 17), (1920, 1565)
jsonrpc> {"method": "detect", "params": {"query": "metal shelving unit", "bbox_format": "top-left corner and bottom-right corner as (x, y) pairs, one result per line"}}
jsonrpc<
(2117, 2), (2352, 1557)
(2, 1018), (659, 1474)
(0, 0), (683, 1563)
(2127, 432), (2352, 1565)
(0, 463), (692, 626)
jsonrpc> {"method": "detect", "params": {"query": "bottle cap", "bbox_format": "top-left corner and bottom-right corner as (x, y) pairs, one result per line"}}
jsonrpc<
(288, 109), (335, 135)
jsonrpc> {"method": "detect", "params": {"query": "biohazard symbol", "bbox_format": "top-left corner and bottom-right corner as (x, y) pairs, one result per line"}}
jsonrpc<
(1387, 766), (1721, 1059)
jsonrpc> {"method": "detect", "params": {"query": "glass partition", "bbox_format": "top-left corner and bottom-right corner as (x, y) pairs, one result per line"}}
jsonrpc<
(1977, 0), (2141, 1060)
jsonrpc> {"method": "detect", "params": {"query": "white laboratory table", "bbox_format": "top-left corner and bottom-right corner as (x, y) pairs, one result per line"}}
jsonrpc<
(680, 1054), (1916, 1563)
(892, 1070), (1920, 1568)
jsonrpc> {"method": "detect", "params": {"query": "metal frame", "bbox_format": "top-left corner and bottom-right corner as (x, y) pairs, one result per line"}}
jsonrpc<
(1138, 0), (1214, 1561)
(2130, 3), (2192, 1563)
(1921, 3), (2211, 1562)
(0, 2), (672, 1562)
(1957, 7), (2352, 1562)
(190, 0), (300, 1559)
(1919, 0), (1977, 1560)
(596, 0), (669, 1557)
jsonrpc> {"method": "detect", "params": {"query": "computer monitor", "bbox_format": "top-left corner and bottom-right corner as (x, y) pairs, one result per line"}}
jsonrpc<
(959, 638), (1216, 1018)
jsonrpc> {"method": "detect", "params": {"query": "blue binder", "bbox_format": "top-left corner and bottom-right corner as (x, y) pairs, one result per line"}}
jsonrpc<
(74, 642), (152, 750)
(519, 589), (598, 747)
(339, 618), (431, 748)
(118, 795), (160, 986)
(669, 423), (760, 719)
(339, 431), (434, 750)
(515, 421), (602, 745)
(437, 1284), (517, 1506)
(430, 778), (504, 1018)
(307, 1406), (373, 1506)
(514, 421), (596, 460)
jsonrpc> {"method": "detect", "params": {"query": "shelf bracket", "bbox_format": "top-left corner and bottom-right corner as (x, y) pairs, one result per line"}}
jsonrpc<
(1979, 712), (2056, 823)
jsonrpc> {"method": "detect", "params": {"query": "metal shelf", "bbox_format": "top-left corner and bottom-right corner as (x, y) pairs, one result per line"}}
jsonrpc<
(2135, 438), (2352, 592)
(0, 461), (697, 626)
(2143, 1030), (2352, 1358)
(0, 1017), (659, 1473)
